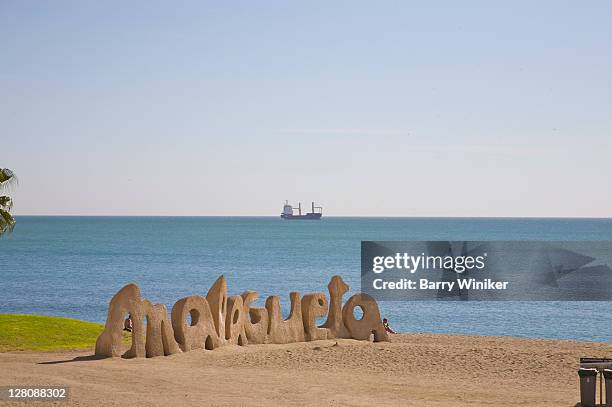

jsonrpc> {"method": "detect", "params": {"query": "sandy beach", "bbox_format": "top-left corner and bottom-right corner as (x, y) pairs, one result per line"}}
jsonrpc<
(1, 333), (608, 406)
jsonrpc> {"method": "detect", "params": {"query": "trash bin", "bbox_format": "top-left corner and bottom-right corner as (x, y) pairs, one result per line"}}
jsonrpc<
(603, 369), (612, 407)
(578, 368), (598, 407)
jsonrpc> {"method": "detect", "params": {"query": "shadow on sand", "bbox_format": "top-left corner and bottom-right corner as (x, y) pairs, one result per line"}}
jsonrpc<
(38, 354), (103, 365)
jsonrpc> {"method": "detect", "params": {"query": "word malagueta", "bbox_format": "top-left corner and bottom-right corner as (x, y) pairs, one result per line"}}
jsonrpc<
(95, 275), (389, 359)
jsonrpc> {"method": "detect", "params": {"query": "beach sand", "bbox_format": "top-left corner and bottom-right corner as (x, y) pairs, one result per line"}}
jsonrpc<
(1, 333), (609, 406)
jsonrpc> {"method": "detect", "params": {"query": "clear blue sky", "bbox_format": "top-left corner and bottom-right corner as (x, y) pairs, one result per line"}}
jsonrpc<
(2, 1), (611, 216)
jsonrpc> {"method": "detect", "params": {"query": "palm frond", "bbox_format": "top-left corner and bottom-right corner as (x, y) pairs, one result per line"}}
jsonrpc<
(0, 196), (13, 211)
(0, 168), (17, 192)
(0, 208), (16, 235)
(0, 168), (17, 235)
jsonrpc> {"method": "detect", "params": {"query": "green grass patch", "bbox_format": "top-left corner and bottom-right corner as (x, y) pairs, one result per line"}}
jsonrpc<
(0, 314), (130, 352)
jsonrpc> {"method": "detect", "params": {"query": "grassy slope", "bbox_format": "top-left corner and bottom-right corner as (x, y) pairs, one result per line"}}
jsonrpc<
(0, 314), (111, 352)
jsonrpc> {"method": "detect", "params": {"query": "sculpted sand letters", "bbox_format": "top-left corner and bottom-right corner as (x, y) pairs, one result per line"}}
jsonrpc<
(95, 275), (388, 358)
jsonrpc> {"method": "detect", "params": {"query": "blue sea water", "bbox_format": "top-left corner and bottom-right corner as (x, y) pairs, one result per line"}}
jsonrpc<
(2, 216), (612, 342)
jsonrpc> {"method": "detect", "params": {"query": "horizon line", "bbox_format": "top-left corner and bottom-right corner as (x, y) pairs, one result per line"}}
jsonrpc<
(10, 214), (612, 220)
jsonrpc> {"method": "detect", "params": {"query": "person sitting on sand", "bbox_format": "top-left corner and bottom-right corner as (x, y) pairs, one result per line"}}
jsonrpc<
(123, 314), (133, 332)
(382, 318), (396, 334)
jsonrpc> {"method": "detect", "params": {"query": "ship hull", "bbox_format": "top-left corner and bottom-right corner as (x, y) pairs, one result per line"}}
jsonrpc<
(280, 213), (322, 220)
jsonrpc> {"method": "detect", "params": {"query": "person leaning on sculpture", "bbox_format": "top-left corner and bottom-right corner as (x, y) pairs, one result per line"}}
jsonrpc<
(382, 318), (396, 334)
(123, 314), (133, 332)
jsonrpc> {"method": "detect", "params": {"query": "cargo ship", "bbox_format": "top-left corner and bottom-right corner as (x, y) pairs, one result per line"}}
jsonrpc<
(281, 200), (322, 220)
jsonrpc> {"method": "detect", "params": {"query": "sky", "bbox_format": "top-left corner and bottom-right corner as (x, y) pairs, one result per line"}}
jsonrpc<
(1, 1), (611, 216)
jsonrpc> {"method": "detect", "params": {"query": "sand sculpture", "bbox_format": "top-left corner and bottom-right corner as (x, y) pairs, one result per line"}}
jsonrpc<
(342, 293), (388, 342)
(320, 275), (352, 339)
(266, 292), (306, 344)
(171, 295), (219, 352)
(206, 276), (228, 344)
(301, 293), (329, 341)
(241, 290), (268, 344)
(95, 275), (389, 358)
(225, 295), (248, 346)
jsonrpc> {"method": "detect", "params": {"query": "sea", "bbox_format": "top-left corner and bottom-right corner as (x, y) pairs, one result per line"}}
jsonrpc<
(2, 216), (612, 342)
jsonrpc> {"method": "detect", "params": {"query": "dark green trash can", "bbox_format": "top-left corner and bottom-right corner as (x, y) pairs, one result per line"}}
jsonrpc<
(603, 369), (612, 407)
(579, 368), (598, 407)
